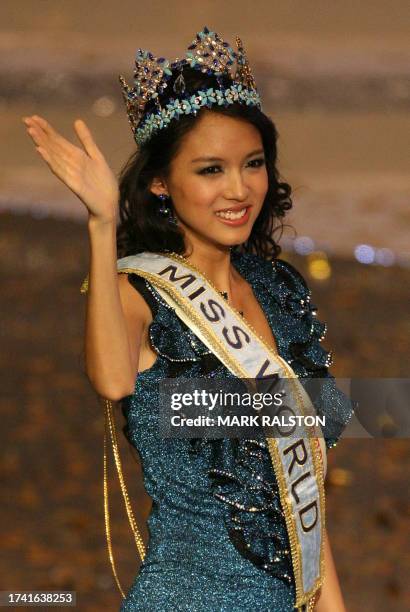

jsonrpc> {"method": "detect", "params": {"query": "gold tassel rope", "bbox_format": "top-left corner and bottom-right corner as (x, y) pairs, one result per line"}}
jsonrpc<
(103, 397), (146, 598)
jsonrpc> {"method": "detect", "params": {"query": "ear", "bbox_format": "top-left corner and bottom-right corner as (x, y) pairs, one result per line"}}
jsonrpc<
(150, 177), (169, 198)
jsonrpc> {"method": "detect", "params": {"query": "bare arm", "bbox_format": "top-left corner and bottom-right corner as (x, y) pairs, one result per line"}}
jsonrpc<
(22, 114), (145, 400)
(315, 528), (347, 611)
(85, 216), (145, 400)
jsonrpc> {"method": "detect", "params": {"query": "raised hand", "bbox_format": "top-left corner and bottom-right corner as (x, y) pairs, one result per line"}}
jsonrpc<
(23, 115), (120, 223)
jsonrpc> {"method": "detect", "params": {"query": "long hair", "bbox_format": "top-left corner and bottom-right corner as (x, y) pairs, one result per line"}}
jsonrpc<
(116, 65), (293, 261)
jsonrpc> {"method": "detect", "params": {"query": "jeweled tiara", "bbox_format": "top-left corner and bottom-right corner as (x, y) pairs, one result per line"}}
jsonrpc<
(119, 26), (262, 146)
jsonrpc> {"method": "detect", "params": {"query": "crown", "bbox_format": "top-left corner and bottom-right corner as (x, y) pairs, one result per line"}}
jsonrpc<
(119, 26), (262, 146)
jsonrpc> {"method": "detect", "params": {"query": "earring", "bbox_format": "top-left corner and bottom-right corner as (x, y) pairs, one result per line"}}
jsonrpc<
(157, 193), (170, 215)
(157, 193), (178, 225)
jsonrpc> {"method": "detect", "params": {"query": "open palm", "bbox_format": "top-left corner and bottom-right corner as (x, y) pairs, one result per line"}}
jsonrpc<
(23, 115), (119, 221)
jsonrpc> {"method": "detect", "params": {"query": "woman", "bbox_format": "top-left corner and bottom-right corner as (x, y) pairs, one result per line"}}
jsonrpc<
(23, 27), (353, 612)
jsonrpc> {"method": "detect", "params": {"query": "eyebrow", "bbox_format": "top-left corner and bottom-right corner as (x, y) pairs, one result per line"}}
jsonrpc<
(191, 148), (265, 163)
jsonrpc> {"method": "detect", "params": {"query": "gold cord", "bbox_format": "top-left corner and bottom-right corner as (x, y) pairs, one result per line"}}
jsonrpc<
(103, 398), (146, 598)
(307, 590), (319, 610)
(103, 403), (125, 598)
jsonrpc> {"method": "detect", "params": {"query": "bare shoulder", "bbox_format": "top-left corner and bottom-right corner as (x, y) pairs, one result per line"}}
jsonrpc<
(117, 272), (154, 377)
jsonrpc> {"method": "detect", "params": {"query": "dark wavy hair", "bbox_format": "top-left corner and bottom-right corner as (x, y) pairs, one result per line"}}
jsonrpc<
(116, 65), (293, 262)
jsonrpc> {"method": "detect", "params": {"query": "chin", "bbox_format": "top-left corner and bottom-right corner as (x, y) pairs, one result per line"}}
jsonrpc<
(213, 229), (252, 248)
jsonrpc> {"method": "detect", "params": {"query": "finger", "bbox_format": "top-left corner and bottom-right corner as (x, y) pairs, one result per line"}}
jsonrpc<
(29, 117), (85, 166)
(25, 125), (71, 174)
(73, 119), (102, 159)
(31, 115), (60, 138)
(25, 126), (62, 165)
(30, 115), (76, 153)
(26, 126), (43, 147)
(35, 146), (52, 165)
(23, 120), (75, 179)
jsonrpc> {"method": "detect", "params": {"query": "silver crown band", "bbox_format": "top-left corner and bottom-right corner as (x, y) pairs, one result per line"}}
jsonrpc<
(135, 83), (261, 145)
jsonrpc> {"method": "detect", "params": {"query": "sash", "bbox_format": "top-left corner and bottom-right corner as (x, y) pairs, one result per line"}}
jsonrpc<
(113, 251), (326, 610)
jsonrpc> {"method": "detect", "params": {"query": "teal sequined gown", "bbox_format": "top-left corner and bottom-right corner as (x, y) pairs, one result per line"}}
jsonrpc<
(119, 251), (354, 612)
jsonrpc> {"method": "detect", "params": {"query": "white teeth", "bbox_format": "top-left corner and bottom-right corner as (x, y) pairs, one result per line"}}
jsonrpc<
(215, 207), (247, 220)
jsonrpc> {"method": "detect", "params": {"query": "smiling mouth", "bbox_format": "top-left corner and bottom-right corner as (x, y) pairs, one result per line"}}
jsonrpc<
(215, 207), (249, 220)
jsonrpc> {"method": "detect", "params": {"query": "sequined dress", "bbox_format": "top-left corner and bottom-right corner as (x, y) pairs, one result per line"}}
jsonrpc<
(119, 251), (355, 612)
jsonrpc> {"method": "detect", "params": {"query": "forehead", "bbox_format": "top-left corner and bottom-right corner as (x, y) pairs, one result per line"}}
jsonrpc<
(177, 111), (262, 159)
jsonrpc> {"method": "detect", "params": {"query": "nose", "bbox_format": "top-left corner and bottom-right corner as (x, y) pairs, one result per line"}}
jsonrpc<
(224, 169), (248, 202)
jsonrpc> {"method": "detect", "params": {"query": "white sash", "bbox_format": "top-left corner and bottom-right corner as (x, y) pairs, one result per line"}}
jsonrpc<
(115, 251), (326, 609)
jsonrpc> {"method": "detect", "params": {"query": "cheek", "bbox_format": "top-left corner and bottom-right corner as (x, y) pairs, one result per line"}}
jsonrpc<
(248, 174), (268, 222)
(258, 169), (269, 195)
(175, 176), (219, 213)
(250, 170), (269, 206)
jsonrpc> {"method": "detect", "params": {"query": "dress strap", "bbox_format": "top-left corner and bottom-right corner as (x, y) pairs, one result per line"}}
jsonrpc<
(127, 273), (159, 318)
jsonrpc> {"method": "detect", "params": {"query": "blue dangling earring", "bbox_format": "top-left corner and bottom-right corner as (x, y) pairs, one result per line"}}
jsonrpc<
(157, 193), (170, 215)
(157, 193), (178, 225)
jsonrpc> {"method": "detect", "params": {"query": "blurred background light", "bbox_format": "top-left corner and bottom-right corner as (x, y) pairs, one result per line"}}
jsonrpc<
(91, 96), (116, 117)
(374, 247), (395, 267)
(294, 235), (315, 256)
(354, 244), (375, 265)
(307, 251), (331, 280)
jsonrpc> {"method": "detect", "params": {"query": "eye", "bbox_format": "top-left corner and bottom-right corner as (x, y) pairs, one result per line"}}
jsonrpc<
(198, 166), (221, 174)
(198, 157), (265, 175)
(249, 157), (265, 168)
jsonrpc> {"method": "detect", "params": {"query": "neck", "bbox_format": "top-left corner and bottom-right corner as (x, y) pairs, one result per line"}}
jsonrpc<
(181, 242), (239, 297)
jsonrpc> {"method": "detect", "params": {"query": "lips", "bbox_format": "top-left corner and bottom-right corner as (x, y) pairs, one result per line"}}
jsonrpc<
(215, 204), (251, 213)
(215, 207), (248, 220)
(214, 205), (251, 226)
